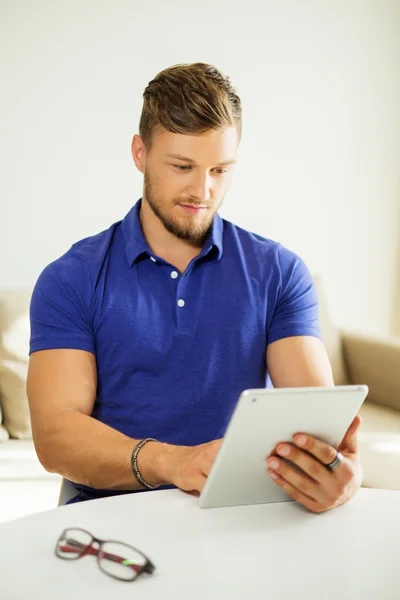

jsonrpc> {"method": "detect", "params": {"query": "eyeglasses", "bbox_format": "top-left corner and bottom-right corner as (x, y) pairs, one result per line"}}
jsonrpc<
(55, 527), (156, 582)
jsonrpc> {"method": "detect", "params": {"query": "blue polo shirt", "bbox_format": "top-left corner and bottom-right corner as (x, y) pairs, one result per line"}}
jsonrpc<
(30, 199), (320, 502)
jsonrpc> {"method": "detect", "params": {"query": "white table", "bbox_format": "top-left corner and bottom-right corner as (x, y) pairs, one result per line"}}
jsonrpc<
(1, 488), (399, 599)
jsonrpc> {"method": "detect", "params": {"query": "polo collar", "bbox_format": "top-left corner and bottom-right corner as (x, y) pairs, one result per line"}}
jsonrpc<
(122, 199), (224, 266)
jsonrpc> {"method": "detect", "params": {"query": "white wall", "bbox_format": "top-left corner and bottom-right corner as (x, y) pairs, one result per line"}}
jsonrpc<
(1, 0), (399, 336)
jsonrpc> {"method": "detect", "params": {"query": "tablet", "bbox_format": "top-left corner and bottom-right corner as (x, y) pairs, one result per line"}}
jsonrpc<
(199, 385), (368, 509)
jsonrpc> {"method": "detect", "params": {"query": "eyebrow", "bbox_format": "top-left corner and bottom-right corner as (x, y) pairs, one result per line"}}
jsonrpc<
(165, 153), (236, 166)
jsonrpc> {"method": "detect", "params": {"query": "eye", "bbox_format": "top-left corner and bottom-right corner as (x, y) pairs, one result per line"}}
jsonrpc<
(174, 165), (192, 172)
(213, 168), (229, 175)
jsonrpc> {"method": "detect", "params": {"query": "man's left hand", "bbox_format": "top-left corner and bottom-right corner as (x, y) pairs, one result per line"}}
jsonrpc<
(266, 415), (363, 513)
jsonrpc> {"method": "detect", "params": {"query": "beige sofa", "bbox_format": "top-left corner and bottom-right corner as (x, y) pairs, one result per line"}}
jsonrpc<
(315, 282), (400, 488)
(0, 283), (399, 520)
(0, 291), (61, 522)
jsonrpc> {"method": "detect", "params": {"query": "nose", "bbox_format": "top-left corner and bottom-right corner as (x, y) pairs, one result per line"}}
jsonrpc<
(187, 172), (212, 204)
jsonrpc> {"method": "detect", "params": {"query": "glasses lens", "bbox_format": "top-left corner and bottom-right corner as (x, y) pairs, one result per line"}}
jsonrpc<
(57, 528), (93, 559)
(98, 542), (147, 581)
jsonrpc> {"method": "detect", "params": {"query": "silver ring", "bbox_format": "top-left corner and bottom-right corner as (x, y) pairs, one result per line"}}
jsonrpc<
(327, 451), (344, 470)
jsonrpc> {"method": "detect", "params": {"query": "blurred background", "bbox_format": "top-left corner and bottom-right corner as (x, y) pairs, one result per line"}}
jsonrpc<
(1, 0), (399, 335)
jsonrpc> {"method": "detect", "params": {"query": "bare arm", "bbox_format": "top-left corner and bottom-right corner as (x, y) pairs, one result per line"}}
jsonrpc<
(27, 349), (220, 493)
(266, 336), (334, 387)
(27, 349), (171, 490)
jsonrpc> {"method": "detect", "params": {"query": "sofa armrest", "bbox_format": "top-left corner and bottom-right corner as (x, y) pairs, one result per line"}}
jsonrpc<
(341, 332), (400, 411)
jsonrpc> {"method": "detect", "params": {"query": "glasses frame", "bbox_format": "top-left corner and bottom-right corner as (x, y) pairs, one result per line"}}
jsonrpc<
(55, 527), (155, 582)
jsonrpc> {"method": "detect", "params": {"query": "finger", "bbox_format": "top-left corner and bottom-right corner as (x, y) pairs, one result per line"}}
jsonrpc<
(200, 453), (219, 477)
(267, 470), (325, 513)
(213, 438), (224, 448)
(204, 438), (223, 452)
(267, 456), (328, 506)
(210, 439), (223, 456)
(199, 441), (222, 477)
(292, 433), (337, 467)
(201, 461), (214, 477)
(177, 469), (207, 493)
(193, 474), (208, 493)
(202, 439), (223, 465)
(339, 415), (362, 454)
(275, 443), (332, 487)
(185, 489), (201, 497)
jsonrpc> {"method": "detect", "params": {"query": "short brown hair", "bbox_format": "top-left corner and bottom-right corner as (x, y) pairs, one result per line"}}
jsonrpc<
(139, 63), (242, 149)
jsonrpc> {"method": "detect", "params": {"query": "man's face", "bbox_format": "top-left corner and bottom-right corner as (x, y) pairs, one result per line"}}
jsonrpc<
(139, 126), (238, 245)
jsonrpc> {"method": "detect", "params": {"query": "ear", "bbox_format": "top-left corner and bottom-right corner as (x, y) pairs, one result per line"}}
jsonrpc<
(131, 134), (146, 173)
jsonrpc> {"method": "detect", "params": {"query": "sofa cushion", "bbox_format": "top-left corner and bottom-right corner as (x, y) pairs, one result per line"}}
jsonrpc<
(0, 422), (9, 441)
(359, 400), (400, 433)
(358, 401), (400, 490)
(0, 291), (32, 438)
(359, 432), (400, 490)
(314, 278), (350, 386)
(0, 439), (59, 480)
(0, 397), (9, 441)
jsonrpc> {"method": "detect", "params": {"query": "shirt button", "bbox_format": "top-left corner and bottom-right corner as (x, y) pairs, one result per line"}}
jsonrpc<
(177, 299), (185, 308)
(171, 271), (179, 279)
(150, 256), (157, 263)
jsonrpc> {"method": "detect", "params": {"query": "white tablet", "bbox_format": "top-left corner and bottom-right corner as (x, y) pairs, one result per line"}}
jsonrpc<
(199, 385), (368, 509)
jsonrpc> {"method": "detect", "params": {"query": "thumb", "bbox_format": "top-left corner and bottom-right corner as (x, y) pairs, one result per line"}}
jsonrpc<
(339, 414), (362, 455)
(210, 438), (223, 453)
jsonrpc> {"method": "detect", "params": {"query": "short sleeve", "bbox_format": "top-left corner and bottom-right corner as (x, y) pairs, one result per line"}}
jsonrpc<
(267, 247), (321, 346)
(29, 252), (95, 355)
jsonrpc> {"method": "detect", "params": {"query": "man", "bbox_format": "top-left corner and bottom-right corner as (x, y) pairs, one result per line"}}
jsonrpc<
(27, 63), (362, 511)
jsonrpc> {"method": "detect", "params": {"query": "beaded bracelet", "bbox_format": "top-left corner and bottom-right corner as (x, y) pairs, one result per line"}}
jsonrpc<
(131, 438), (159, 490)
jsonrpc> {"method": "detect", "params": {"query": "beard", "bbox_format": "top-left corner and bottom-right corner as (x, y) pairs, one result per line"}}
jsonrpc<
(143, 171), (220, 246)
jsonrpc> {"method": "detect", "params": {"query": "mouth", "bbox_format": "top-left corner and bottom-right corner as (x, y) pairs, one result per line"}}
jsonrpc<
(177, 204), (208, 215)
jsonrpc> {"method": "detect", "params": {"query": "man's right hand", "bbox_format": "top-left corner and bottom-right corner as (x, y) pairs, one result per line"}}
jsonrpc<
(140, 439), (223, 494)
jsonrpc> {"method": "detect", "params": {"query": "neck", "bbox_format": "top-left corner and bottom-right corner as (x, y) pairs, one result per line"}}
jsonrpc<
(139, 198), (203, 273)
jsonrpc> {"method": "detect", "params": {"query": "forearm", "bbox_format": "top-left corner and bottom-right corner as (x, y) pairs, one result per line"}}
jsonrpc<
(34, 410), (173, 490)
